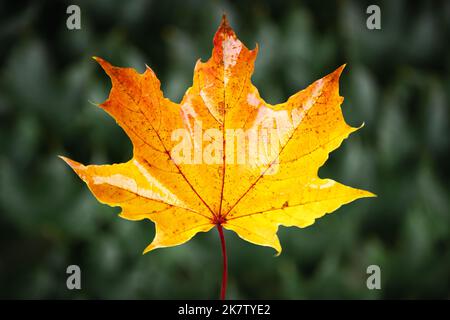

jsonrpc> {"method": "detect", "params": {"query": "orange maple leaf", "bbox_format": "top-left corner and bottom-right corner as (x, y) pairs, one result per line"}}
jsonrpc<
(61, 16), (374, 258)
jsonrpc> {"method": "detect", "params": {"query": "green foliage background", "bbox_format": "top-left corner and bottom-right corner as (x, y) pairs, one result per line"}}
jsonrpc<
(0, 0), (449, 299)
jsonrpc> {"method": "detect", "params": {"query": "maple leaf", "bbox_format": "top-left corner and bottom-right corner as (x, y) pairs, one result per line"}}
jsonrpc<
(61, 16), (375, 257)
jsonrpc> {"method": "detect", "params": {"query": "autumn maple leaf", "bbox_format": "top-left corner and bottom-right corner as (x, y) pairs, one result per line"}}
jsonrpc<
(61, 15), (374, 298)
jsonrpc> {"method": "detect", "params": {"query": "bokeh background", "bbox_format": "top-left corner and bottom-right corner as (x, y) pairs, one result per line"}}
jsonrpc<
(0, 0), (449, 299)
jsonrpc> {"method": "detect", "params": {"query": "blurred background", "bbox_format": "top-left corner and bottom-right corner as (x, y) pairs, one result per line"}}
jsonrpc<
(0, 0), (449, 299)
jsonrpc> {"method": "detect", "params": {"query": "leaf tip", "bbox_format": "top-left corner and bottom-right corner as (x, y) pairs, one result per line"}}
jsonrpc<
(92, 56), (112, 72)
(365, 190), (377, 198)
(142, 243), (157, 255)
(92, 56), (106, 66)
(58, 155), (84, 171)
(87, 99), (101, 107)
(273, 248), (282, 257)
(215, 12), (235, 42)
(346, 121), (366, 136)
(321, 64), (346, 87)
(334, 64), (346, 78)
(220, 13), (229, 28)
(271, 237), (282, 256)
(252, 42), (259, 55)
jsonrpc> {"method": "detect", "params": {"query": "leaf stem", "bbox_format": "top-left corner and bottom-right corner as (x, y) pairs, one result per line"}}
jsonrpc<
(217, 224), (228, 300)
